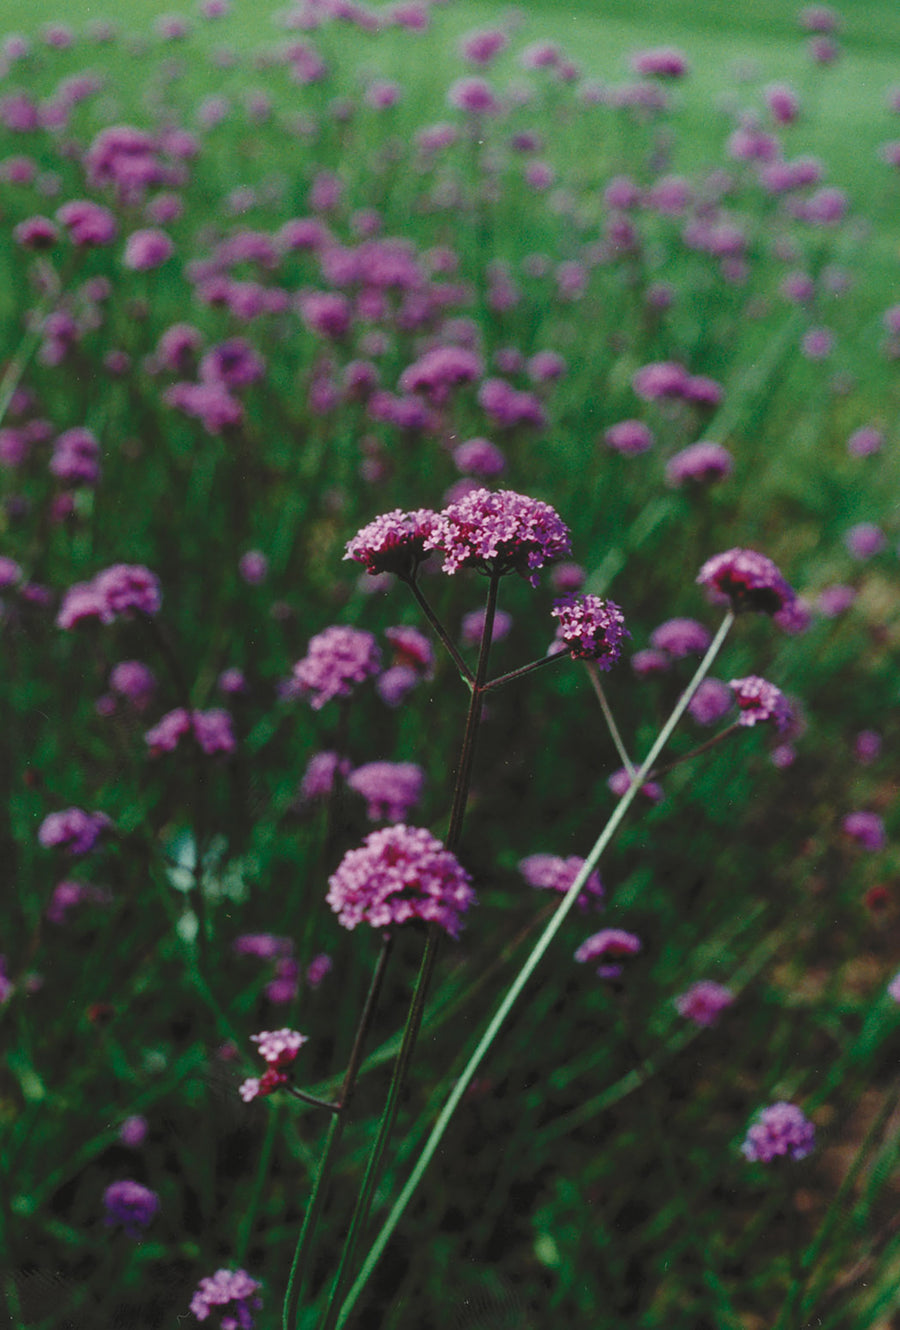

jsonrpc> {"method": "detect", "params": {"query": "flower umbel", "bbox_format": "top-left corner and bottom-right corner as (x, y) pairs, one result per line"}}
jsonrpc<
(327, 824), (475, 937)
(425, 488), (571, 585)
(550, 595), (629, 666)
(697, 548), (794, 616)
(189, 1268), (262, 1326)
(344, 508), (438, 577)
(741, 1101), (815, 1162)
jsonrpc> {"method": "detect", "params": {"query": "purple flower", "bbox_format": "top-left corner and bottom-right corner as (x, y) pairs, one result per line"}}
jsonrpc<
(459, 28), (508, 65)
(376, 665), (420, 708)
(103, 1180), (159, 1237)
(801, 327), (834, 360)
(697, 548), (795, 616)
(519, 853), (603, 909)
(164, 381), (243, 434)
(306, 953), (332, 989)
(399, 346), (483, 406)
(345, 508), (438, 577)
(327, 824), (475, 936)
(575, 928), (642, 979)
(199, 339), (266, 391)
(291, 626), (381, 710)
(631, 648), (670, 677)
(95, 564), (162, 618)
(630, 47), (689, 78)
(426, 488), (571, 585)
(299, 291), (352, 339)
(447, 77), (500, 115)
(250, 1027), (307, 1066)
(632, 360), (689, 401)
(50, 427), (101, 486)
(687, 678), (732, 726)
(844, 523), (885, 560)
(729, 676), (792, 731)
(145, 709), (235, 756)
(842, 811), (886, 853)
(461, 607), (513, 647)
(607, 769), (664, 803)
(855, 730), (881, 765)
(816, 584), (856, 617)
(650, 618), (711, 658)
(347, 761), (425, 822)
(477, 378), (546, 429)
(56, 199), (117, 246)
(604, 419), (654, 456)
(299, 751), (351, 803)
(666, 442), (733, 487)
(454, 438), (506, 478)
(238, 550), (268, 585)
(39, 808), (110, 856)
(847, 426), (883, 458)
(888, 972), (900, 1003)
(189, 1268), (262, 1326)
(550, 595), (628, 666)
(675, 980), (734, 1026)
(741, 1102), (815, 1163)
(14, 216), (59, 249)
(233, 934), (292, 960)
(46, 879), (109, 924)
(123, 228), (173, 271)
(119, 1115), (148, 1148)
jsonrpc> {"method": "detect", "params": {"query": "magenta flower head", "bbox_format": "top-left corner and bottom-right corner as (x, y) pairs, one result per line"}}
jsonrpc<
(56, 199), (117, 246)
(675, 980), (734, 1026)
(384, 626), (434, 674)
(604, 419), (654, 456)
(327, 824), (475, 937)
(345, 508), (438, 578)
(123, 228), (174, 270)
(842, 811), (886, 853)
(110, 660), (156, 707)
(741, 1101), (815, 1163)
(189, 1269), (262, 1326)
(119, 1115), (148, 1148)
(425, 488), (570, 586)
(447, 77), (501, 115)
(39, 808), (111, 856)
(347, 762), (425, 822)
(519, 853), (603, 910)
(666, 441), (733, 487)
(103, 1180), (159, 1237)
(630, 47), (689, 78)
(729, 676), (792, 731)
(650, 618), (711, 658)
(550, 595), (628, 667)
(575, 928), (642, 979)
(697, 548), (794, 616)
(95, 564), (162, 617)
(14, 216), (59, 250)
(291, 626), (381, 711)
(250, 1027), (307, 1067)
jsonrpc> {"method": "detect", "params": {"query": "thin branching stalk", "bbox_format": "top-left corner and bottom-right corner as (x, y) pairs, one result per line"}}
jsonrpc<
(585, 663), (636, 776)
(334, 611), (735, 1327)
(402, 574), (474, 685)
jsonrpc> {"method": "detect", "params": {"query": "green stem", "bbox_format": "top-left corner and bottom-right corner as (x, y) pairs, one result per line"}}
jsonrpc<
(282, 935), (393, 1330)
(482, 650), (565, 692)
(648, 723), (741, 780)
(334, 611), (734, 1327)
(403, 576), (474, 685)
(585, 664), (635, 777)
(318, 573), (502, 1328)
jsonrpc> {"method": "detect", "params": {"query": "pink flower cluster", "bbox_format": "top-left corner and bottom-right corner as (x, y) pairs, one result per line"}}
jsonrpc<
(344, 508), (437, 577)
(675, 980), (734, 1026)
(697, 548), (794, 616)
(741, 1101), (815, 1163)
(729, 676), (791, 730)
(57, 565), (161, 629)
(38, 808), (111, 856)
(291, 625), (381, 710)
(327, 824), (475, 936)
(239, 1027), (307, 1102)
(189, 1268), (262, 1326)
(424, 488), (571, 585)
(550, 595), (628, 666)
(518, 853), (603, 909)
(144, 708), (236, 756)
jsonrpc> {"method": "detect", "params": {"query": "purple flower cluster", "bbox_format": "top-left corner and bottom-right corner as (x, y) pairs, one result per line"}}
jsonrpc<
(49, 427), (101, 486)
(666, 441), (733, 487)
(575, 928), (642, 979)
(347, 761), (425, 821)
(425, 488), (571, 584)
(649, 618), (711, 658)
(239, 1027), (308, 1102)
(399, 345), (483, 405)
(57, 564), (161, 629)
(103, 1180), (159, 1237)
(675, 980), (734, 1026)
(729, 676), (792, 730)
(144, 709), (236, 756)
(291, 626), (381, 710)
(550, 595), (628, 666)
(518, 853), (603, 909)
(327, 824), (475, 936)
(38, 808), (111, 856)
(842, 811), (886, 852)
(345, 508), (437, 577)
(632, 361), (722, 406)
(189, 1268), (262, 1327)
(741, 1101), (815, 1163)
(697, 548), (794, 616)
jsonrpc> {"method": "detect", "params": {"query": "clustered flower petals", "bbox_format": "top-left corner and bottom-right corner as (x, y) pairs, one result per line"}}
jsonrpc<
(425, 488), (571, 585)
(38, 807), (111, 856)
(550, 595), (628, 666)
(741, 1101), (815, 1163)
(103, 1179), (159, 1237)
(347, 761), (425, 822)
(144, 708), (236, 755)
(675, 980), (735, 1026)
(189, 1268), (262, 1327)
(575, 928), (642, 979)
(250, 1028), (307, 1066)
(344, 508), (438, 576)
(57, 564), (162, 628)
(729, 676), (792, 730)
(327, 824), (475, 937)
(697, 548), (795, 616)
(291, 626), (381, 710)
(518, 853), (603, 909)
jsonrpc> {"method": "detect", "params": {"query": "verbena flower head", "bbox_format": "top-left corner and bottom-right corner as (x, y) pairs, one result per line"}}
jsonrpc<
(327, 824), (475, 937)
(109, 660), (156, 706)
(347, 761), (425, 822)
(666, 441), (733, 487)
(675, 980), (734, 1026)
(144, 708), (236, 756)
(650, 618), (711, 658)
(189, 1268), (262, 1326)
(604, 419), (654, 456)
(518, 853), (603, 910)
(425, 489), (570, 585)
(103, 1180), (159, 1237)
(697, 548), (795, 616)
(888, 971), (900, 1003)
(345, 508), (438, 577)
(250, 1028), (307, 1066)
(842, 811), (886, 852)
(95, 564), (162, 617)
(291, 626), (381, 710)
(550, 596), (628, 666)
(729, 676), (792, 730)
(119, 1116), (148, 1148)
(688, 678), (733, 725)
(741, 1101), (815, 1163)
(575, 928), (642, 979)
(38, 808), (110, 856)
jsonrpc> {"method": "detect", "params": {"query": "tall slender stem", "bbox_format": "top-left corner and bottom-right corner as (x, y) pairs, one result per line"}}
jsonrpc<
(318, 573), (502, 1329)
(585, 664), (635, 777)
(403, 576), (474, 685)
(282, 934), (393, 1330)
(334, 611), (735, 1328)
